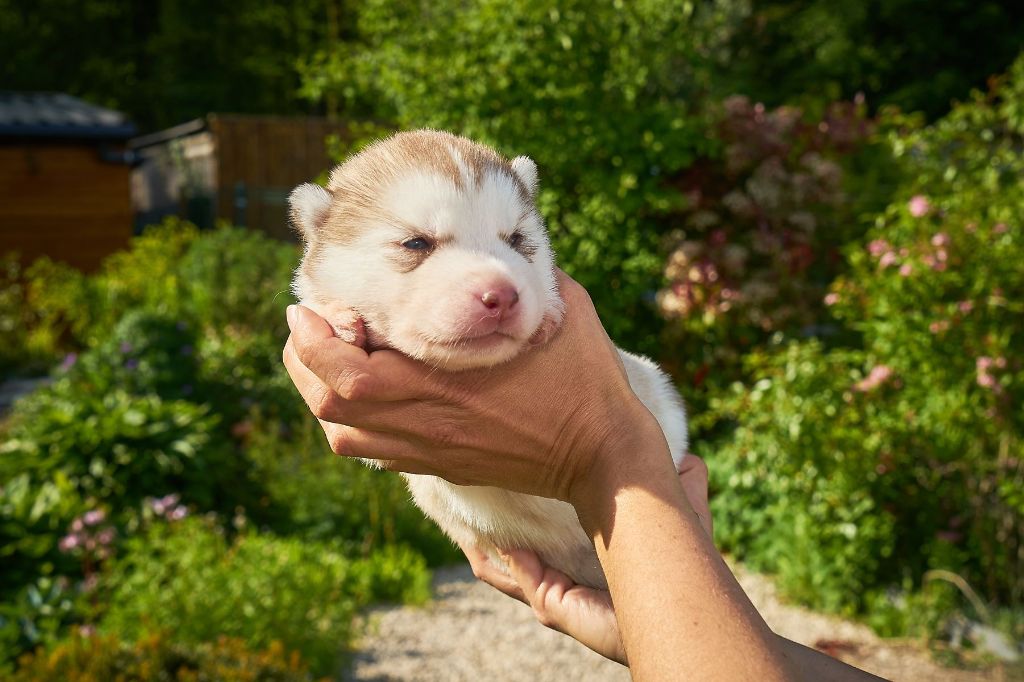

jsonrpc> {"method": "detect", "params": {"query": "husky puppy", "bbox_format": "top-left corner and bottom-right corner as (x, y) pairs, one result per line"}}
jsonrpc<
(289, 129), (687, 589)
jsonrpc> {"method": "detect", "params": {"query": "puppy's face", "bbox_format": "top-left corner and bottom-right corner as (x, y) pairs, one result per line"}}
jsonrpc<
(290, 130), (562, 370)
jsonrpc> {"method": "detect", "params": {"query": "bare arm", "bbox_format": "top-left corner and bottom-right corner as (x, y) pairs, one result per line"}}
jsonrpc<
(576, 433), (796, 681)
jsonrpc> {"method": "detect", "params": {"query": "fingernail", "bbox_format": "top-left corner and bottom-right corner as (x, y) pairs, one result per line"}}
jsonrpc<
(286, 305), (297, 330)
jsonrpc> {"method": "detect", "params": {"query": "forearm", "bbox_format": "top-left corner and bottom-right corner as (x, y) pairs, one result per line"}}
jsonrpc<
(777, 635), (887, 681)
(575, 434), (798, 681)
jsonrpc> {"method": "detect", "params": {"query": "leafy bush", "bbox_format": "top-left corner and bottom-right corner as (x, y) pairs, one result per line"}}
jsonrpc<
(726, 1), (1024, 120)
(0, 254), (58, 377)
(25, 220), (199, 352)
(9, 632), (324, 682)
(244, 415), (460, 566)
(0, 576), (89, 665)
(2, 376), (231, 514)
(22, 221), (297, 355)
(100, 518), (431, 676)
(708, 58), (1024, 629)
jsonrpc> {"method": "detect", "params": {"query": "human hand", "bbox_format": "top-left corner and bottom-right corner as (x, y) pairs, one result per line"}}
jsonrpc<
(282, 271), (674, 508)
(461, 457), (713, 666)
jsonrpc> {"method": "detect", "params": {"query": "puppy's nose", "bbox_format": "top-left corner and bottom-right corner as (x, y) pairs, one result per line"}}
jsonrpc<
(480, 287), (519, 313)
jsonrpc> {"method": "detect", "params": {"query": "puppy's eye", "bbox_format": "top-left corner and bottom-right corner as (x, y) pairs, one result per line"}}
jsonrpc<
(507, 232), (523, 249)
(402, 237), (433, 251)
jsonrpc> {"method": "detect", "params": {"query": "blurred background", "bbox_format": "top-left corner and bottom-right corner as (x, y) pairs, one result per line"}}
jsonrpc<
(1, 1), (1022, 680)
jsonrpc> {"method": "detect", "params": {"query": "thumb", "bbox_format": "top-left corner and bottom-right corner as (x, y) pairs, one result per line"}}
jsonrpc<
(502, 549), (546, 597)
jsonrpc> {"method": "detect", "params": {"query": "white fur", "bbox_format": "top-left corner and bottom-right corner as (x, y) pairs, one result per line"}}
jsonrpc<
(288, 183), (332, 239)
(290, 131), (687, 589)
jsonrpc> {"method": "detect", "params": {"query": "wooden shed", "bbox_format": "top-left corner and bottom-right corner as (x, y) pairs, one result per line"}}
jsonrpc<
(131, 115), (350, 240)
(0, 92), (136, 271)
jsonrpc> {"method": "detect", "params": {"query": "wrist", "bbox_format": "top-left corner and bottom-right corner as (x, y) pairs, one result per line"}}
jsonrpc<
(569, 413), (678, 539)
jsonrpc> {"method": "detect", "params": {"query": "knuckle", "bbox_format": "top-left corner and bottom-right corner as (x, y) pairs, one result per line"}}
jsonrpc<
(335, 367), (372, 402)
(310, 386), (341, 421)
(429, 419), (462, 448)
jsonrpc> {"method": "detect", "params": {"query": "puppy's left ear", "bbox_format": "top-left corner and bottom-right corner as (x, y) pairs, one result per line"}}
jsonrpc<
(288, 183), (333, 241)
(511, 156), (539, 198)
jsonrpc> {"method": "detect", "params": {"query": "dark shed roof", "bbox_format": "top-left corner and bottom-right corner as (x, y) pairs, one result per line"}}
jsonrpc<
(0, 92), (136, 140)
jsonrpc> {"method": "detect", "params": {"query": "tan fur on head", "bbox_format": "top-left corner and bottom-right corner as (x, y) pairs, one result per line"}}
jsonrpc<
(289, 129), (561, 370)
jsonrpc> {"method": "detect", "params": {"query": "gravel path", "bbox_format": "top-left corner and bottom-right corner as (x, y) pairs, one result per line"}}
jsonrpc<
(345, 563), (1003, 681)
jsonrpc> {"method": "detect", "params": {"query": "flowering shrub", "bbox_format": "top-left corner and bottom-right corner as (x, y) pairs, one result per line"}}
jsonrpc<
(656, 96), (887, 419)
(708, 57), (1024, 631)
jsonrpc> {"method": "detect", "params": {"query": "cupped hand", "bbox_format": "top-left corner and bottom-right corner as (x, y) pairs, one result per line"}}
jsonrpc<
(461, 457), (712, 666)
(282, 271), (672, 507)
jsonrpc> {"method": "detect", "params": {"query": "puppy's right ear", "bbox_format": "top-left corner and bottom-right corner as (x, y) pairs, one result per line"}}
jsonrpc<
(288, 183), (333, 240)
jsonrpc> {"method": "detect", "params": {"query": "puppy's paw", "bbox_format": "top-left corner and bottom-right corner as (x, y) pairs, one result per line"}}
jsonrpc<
(528, 308), (565, 347)
(300, 301), (366, 349)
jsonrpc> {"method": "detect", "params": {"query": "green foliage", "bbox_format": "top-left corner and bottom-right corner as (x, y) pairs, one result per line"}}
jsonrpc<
(9, 631), (324, 682)
(0, 576), (89, 663)
(25, 220), (198, 352)
(300, 0), (742, 353)
(709, 59), (1024, 630)
(0, 471), (85, 599)
(177, 225), (298, 337)
(0, 0), (345, 130)
(24, 221), (298, 354)
(727, 1), (1024, 120)
(0, 254), (55, 377)
(244, 415), (460, 566)
(100, 518), (430, 676)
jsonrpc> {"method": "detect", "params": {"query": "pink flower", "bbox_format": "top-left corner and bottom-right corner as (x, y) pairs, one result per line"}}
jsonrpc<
(929, 319), (950, 334)
(96, 528), (116, 546)
(977, 373), (997, 389)
(977, 356), (994, 372)
(879, 252), (899, 268)
(82, 510), (105, 527)
(824, 293), (840, 306)
(993, 222), (1008, 234)
(931, 232), (950, 247)
(957, 301), (974, 314)
(150, 493), (181, 516)
(78, 624), (96, 637)
(899, 264), (913, 277)
(58, 534), (81, 553)
(168, 505), (189, 521)
(855, 365), (894, 392)
(908, 195), (932, 217)
(868, 239), (890, 257)
(931, 261), (947, 272)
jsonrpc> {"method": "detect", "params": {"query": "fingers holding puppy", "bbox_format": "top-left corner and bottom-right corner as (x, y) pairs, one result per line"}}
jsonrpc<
(285, 304), (439, 403)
